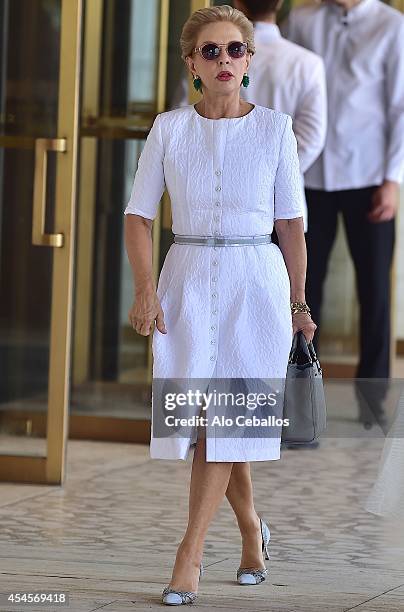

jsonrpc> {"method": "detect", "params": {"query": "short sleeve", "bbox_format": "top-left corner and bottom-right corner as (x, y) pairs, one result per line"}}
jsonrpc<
(124, 113), (165, 220)
(274, 114), (305, 221)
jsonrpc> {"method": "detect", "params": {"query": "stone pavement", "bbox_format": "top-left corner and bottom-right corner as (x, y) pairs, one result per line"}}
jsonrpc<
(0, 430), (403, 611)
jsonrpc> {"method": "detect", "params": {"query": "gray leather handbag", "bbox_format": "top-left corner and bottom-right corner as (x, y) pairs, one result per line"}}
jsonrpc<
(281, 330), (327, 444)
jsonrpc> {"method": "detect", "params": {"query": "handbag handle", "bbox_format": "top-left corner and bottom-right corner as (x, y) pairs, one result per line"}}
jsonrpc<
(289, 330), (322, 372)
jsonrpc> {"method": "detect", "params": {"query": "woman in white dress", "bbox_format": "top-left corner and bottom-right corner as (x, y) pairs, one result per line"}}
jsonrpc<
(124, 5), (317, 606)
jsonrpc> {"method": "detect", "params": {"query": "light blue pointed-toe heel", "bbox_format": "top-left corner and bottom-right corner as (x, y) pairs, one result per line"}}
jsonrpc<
(237, 517), (270, 585)
(162, 562), (204, 605)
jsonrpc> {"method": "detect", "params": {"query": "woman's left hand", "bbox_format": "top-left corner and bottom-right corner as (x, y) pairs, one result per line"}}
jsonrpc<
(292, 312), (317, 343)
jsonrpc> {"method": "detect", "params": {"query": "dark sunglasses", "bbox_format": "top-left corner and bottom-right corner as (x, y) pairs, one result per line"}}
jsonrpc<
(193, 40), (248, 61)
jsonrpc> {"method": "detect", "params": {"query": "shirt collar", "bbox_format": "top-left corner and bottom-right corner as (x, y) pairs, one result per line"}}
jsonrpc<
(327, 0), (376, 23)
(253, 21), (282, 43)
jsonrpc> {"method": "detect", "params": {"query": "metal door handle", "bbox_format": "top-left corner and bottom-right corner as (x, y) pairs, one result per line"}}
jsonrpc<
(32, 137), (67, 247)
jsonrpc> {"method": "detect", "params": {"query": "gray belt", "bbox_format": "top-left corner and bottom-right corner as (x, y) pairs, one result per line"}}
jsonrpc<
(173, 234), (272, 246)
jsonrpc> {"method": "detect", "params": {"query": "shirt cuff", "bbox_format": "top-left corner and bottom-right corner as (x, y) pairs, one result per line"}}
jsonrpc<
(385, 163), (404, 185)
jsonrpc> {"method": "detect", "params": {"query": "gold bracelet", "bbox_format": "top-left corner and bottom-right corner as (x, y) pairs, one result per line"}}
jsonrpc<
(290, 301), (311, 315)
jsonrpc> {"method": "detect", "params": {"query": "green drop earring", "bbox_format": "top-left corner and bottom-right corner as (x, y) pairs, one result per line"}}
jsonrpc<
(242, 73), (250, 88)
(193, 75), (202, 92)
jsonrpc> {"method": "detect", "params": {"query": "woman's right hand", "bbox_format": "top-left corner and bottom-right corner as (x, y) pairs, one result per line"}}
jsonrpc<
(292, 312), (317, 343)
(129, 284), (167, 336)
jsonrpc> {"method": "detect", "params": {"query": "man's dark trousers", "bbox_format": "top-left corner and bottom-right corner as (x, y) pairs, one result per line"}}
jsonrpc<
(271, 186), (395, 376)
(272, 185), (395, 427)
(303, 186), (395, 373)
(303, 186), (395, 415)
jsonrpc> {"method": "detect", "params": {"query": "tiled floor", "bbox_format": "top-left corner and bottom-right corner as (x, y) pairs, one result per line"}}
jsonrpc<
(0, 427), (403, 610)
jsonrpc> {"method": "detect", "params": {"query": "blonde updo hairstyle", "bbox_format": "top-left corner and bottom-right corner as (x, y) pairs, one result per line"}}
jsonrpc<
(180, 5), (256, 65)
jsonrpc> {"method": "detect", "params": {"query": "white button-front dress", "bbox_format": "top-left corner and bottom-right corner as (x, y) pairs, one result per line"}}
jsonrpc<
(124, 103), (305, 462)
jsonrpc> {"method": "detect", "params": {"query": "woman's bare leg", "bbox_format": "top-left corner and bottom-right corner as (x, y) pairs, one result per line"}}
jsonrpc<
(167, 434), (234, 592)
(225, 462), (266, 568)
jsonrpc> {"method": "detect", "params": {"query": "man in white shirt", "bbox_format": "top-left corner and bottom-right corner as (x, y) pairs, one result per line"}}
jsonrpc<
(234, 0), (327, 233)
(281, 0), (404, 425)
(169, 1), (327, 233)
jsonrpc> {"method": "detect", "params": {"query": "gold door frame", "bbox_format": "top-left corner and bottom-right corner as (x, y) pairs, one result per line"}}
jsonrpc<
(0, 0), (83, 483)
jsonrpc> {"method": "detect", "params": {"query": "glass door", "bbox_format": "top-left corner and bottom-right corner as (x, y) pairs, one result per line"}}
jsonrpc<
(68, 0), (209, 442)
(0, 0), (83, 483)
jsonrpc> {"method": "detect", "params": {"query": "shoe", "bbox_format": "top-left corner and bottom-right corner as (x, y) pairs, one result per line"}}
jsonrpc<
(358, 405), (389, 433)
(162, 562), (204, 605)
(237, 517), (270, 585)
(356, 381), (389, 433)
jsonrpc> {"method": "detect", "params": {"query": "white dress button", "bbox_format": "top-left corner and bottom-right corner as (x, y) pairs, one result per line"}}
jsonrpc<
(212, 260), (218, 265)
(212, 309), (218, 314)
(215, 186), (221, 192)
(215, 170), (222, 176)
(215, 202), (220, 207)
(212, 276), (217, 282)
(212, 292), (217, 298)
(211, 325), (216, 330)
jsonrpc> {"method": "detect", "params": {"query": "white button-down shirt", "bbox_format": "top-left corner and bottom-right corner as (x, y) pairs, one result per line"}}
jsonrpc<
(240, 21), (327, 230)
(241, 22), (327, 176)
(281, 0), (404, 190)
